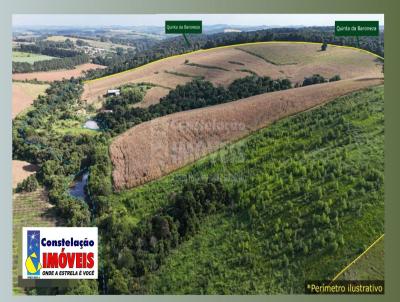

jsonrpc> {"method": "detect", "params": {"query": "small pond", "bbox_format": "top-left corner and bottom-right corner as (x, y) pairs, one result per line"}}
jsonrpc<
(83, 120), (99, 130)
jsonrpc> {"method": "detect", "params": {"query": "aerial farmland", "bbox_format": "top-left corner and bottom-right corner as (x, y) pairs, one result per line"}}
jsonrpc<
(11, 18), (384, 295)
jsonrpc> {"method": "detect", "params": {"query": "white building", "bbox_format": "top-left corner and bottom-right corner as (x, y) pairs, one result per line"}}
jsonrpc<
(107, 89), (120, 96)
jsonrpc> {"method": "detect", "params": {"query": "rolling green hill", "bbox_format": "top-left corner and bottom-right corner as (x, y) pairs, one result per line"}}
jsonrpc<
(98, 86), (384, 294)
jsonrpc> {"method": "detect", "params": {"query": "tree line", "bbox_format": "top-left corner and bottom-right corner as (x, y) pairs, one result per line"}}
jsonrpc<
(301, 74), (341, 86)
(13, 54), (90, 73)
(95, 76), (293, 134)
(13, 40), (90, 73)
(19, 41), (79, 57)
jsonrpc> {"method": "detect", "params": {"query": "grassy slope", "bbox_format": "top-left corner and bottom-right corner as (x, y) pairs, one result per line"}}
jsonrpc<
(13, 82), (50, 98)
(236, 44), (322, 65)
(337, 237), (384, 280)
(112, 86), (384, 293)
(236, 43), (380, 66)
(13, 51), (55, 63)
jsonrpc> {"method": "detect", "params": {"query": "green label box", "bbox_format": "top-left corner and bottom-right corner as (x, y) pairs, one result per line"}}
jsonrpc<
(335, 21), (379, 36)
(165, 20), (202, 34)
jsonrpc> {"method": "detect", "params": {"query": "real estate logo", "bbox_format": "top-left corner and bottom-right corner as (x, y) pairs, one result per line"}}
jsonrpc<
(25, 229), (42, 276)
(22, 227), (98, 279)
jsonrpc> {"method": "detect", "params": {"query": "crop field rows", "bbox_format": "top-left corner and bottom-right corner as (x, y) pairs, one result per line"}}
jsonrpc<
(12, 188), (59, 294)
(82, 43), (383, 106)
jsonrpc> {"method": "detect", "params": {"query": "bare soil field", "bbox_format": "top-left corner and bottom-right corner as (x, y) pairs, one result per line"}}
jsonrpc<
(83, 43), (382, 105)
(12, 63), (105, 82)
(110, 77), (383, 190)
(12, 82), (49, 118)
(12, 160), (38, 188)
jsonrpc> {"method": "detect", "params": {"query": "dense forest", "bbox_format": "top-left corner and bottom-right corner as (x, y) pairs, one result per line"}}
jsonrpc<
(88, 86), (384, 294)
(84, 26), (383, 80)
(19, 41), (78, 56)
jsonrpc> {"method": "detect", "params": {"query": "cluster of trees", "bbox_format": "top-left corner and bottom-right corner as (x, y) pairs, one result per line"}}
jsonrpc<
(15, 175), (39, 193)
(302, 74), (341, 86)
(96, 76), (292, 134)
(13, 54), (90, 73)
(84, 26), (383, 80)
(104, 84), (146, 110)
(86, 145), (113, 214)
(99, 178), (233, 294)
(229, 76), (292, 99)
(19, 41), (78, 57)
(76, 39), (91, 47)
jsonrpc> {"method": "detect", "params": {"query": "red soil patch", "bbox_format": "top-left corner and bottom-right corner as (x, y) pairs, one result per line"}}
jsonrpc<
(12, 63), (105, 82)
(110, 77), (383, 190)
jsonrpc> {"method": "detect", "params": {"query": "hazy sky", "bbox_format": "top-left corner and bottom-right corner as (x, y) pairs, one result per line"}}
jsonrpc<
(13, 14), (384, 27)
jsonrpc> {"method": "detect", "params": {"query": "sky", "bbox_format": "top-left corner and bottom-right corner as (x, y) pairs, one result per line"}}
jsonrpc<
(13, 14), (384, 27)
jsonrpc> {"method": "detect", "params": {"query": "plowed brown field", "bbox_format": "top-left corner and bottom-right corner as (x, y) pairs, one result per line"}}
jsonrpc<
(82, 43), (383, 106)
(12, 63), (105, 82)
(110, 77), (383, 190)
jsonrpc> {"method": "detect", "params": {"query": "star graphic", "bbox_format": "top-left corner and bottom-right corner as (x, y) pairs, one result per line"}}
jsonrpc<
(28, 231), (40, 250)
